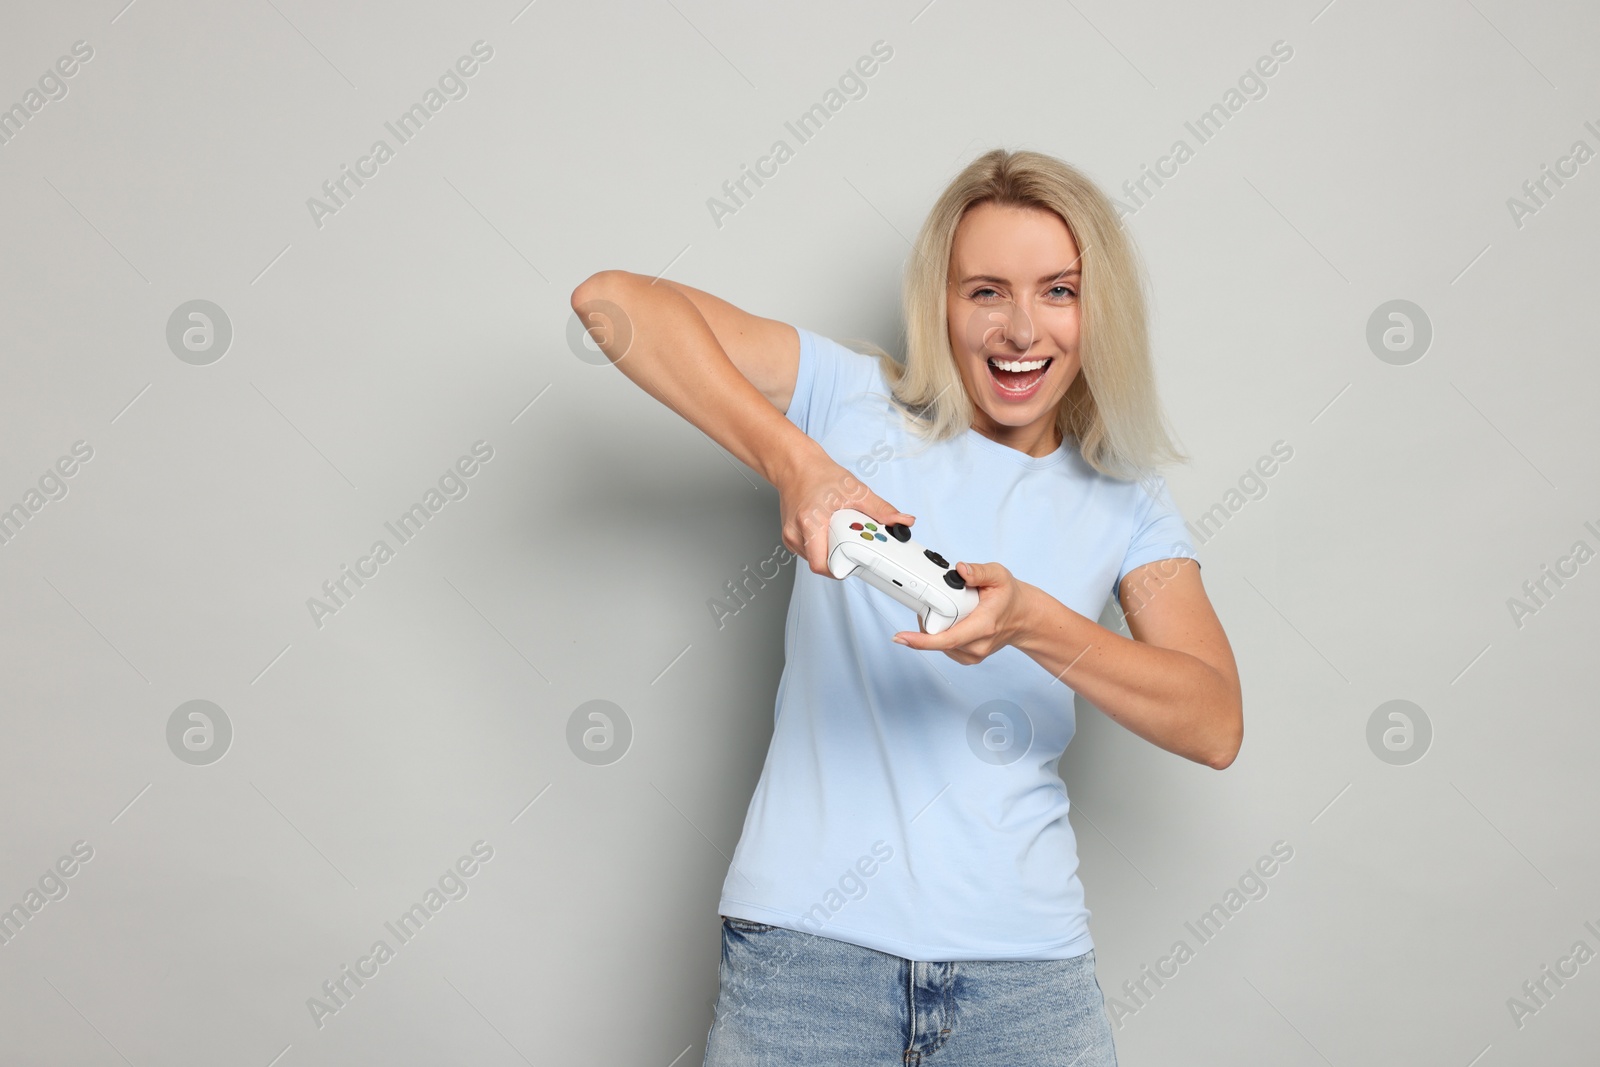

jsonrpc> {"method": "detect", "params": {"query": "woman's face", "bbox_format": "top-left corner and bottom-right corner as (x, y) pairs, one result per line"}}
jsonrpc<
(945, 201), (1082, 452)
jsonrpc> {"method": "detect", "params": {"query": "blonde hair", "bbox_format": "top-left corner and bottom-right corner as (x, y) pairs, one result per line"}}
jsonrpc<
(844, 148), (1187, 482)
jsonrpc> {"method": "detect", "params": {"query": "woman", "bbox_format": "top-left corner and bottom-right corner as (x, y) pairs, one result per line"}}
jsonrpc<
(572, 148), (1242, 1066)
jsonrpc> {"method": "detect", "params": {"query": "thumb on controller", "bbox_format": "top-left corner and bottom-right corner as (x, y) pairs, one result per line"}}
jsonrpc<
(857, 489), (915, 530)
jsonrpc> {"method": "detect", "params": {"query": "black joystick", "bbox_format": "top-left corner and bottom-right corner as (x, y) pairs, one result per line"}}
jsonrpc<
(942, 569), (966, 590)
(885, 523), (911, 543)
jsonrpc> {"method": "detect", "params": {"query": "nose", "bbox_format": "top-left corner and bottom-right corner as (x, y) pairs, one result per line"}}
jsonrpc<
(970, 299), (1035, 353)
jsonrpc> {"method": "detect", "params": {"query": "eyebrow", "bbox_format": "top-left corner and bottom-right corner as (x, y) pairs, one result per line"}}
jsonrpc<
(958, 268), (1081, 285)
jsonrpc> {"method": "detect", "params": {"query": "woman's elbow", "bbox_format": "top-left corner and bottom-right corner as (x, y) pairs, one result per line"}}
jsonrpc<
(1206, 705), (1243, 770)
(570, 268), (636, 309)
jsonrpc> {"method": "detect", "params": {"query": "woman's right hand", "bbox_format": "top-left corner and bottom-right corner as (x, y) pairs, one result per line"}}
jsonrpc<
(776, 442), (916, 577)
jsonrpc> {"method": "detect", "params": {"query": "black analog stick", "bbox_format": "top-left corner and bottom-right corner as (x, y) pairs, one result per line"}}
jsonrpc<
(943, 569), (966, 590)
(885, 523), (911, 543)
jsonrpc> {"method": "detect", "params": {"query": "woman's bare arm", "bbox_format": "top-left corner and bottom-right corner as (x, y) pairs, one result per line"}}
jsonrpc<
(569, 269), (814, 486)
(1015, 560), (1242, 768)
(568, 270), (915, 572)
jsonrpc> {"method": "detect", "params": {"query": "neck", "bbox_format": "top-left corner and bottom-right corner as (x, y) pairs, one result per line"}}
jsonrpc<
(971, 412), (1062, 458)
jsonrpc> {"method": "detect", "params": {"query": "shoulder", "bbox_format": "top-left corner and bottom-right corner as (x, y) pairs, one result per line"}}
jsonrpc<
(797, 327), (894, 389)
(1065, 447), (1176, 513)
(785, 326), (899, 438)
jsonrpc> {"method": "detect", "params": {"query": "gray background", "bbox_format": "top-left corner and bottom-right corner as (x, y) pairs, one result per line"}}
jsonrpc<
(1, 0), (1596, 1063)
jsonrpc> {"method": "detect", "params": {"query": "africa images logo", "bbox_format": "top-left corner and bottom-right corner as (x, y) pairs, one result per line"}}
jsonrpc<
(305, 841), (494, 1029)
(305, 42), (494, 230)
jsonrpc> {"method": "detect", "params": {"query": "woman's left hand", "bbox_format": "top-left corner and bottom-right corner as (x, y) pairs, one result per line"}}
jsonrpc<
(892, 561), (1033, 665)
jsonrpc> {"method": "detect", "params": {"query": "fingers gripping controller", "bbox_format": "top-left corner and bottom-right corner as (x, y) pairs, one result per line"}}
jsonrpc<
(825, 509), (979, 635)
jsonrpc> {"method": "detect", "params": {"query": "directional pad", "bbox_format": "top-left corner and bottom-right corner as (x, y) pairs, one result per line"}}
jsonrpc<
(924, 549), (948, 569)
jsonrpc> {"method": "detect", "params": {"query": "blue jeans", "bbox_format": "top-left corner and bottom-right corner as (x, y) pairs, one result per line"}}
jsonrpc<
(703, 916), (1119, 1066)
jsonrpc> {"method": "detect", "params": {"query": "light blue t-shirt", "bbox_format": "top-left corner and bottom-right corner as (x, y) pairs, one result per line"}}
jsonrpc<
(717, 327), (1198, 961)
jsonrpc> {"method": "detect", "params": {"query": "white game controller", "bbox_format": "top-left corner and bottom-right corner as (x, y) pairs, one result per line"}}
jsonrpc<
(826, 509), (980, 635)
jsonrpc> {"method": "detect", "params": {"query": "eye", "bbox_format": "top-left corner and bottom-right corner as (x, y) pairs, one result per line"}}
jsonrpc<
(1049, 285), (1077, 300)
(970, 286), (1001, 301)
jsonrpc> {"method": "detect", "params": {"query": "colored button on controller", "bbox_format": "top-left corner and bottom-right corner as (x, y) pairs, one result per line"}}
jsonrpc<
(849, 522), (863, 531)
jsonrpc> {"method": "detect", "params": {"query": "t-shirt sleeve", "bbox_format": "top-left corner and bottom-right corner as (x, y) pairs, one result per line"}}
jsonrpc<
(1116, 474), (1200, 596)
(784, 327), (887, 441)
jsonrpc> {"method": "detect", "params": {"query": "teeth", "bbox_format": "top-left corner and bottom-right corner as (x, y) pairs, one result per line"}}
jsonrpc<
(989, 357), (1050, 373)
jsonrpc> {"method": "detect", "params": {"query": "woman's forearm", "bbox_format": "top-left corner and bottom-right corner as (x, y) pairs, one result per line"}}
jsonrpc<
(1012, 583), (1241, 769)
(570, 271), (820, 487)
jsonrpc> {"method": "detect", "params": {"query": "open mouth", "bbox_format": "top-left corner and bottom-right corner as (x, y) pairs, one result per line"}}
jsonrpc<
(985, 355), (1053, 398)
